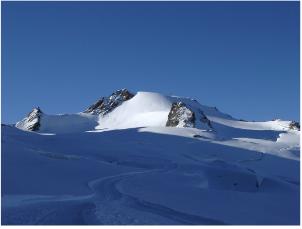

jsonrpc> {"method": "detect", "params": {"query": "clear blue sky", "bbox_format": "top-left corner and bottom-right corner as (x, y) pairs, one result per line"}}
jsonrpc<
(2, 2), (300, 124)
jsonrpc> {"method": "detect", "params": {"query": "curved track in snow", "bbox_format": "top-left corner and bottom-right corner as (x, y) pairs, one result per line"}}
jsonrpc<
(3, 162), (225, 225)
(87, 162), (225, 225)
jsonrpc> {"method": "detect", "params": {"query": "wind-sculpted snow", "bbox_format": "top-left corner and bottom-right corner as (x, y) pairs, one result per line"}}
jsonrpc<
(2, 122), (299, 225)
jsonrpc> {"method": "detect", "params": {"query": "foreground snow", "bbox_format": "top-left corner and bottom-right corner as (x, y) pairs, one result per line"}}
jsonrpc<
(2, 119), (299, 225)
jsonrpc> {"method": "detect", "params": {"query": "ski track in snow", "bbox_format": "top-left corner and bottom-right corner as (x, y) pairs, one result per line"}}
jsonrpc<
(3, 161), (224, 225)
(87, 162), (225, 225)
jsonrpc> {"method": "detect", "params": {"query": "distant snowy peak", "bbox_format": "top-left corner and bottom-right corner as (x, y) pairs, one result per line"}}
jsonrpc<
(83, 89), (134, 115)
(14, 89), (300, 134)
(15, 107), (43, 131)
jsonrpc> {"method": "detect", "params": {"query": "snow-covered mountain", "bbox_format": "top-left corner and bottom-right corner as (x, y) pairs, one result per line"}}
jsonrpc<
(16, 89), (297, 134)
(3, 89), (300, 225)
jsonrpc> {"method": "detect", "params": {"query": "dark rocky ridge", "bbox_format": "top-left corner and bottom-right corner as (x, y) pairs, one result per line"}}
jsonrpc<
(166, 101), (212, 129)
(84, 89), (134, 115)
(22, 107), (43, 131)
(199, 109), (213, 129)
(166, 102), (195, 127)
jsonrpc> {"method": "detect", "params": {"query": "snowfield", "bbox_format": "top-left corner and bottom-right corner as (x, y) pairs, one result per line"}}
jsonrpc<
(2, 91), (300, 225)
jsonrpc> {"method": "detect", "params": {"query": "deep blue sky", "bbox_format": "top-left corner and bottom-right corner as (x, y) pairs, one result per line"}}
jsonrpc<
(2, 2), (300, 124)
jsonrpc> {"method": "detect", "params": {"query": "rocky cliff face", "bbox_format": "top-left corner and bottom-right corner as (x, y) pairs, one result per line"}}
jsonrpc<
(15, 107), (43, 131)
(166, 101), (212, 129)
(166, 102), (195, 128)
(84, 89), (134, 115)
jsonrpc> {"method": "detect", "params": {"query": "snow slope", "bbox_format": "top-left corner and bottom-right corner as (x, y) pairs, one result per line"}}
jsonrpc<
(96, 92), (172, 129)
(16, 112), (98, 134)
(3, 90), (300, 225)
(2, 126), (299, 224)
(38, 113), (98, 134)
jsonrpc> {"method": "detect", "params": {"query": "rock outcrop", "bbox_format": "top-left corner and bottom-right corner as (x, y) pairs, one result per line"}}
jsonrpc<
(289, 121), (300, 131)
(84, 89), (134, 115)
(166, 101), (212, 129)
(166, 102), (195, 127)
(15, 107), (43, 131)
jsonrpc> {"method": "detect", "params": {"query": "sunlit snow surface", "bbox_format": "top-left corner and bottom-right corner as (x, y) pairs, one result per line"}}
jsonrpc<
(2, 92), (300, 225)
